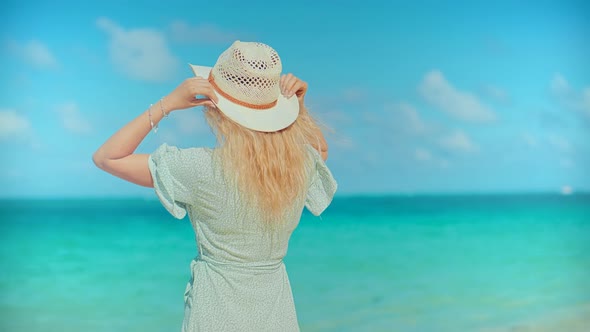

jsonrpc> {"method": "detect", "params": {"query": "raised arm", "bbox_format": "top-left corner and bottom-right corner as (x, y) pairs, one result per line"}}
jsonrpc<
(92, 78), (218, 187)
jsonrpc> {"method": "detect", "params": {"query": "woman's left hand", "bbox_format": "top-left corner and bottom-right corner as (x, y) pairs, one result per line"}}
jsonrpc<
(280, 73), (308, 105)
(164, 77), (219, 112)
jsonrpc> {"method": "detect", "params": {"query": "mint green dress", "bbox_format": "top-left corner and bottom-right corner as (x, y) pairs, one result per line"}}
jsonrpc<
(148, 143), (337, 332)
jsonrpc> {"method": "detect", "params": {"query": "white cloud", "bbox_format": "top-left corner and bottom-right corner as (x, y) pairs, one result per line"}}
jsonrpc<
(7, 39), (58, 69)
(0, 109), (32, 139)
(342, 87), (367, 103)
(483, 85), (510, 104)
(153, 129), (180, 146)
(414, 147), (450, 168)
(172, 110), (210, 135)
(317, 109), (353, 126)
(439, 130), (478, 153)
(583, 88), (590, 116)
(414, 148), (432, 161)
(551, 73), (571, 96)
(560, 158), (574, 168)
(547, 133), (571, 152)
(97, 17), (179, 82)
(438, 159), (451, 168)
(56, 102), (92, 135)
(168, 21), (239, 45)
(521, 132), (538, 147)
(550, 73), (590, 118)
(419, 70), (496, 123)
(331, 136), (356, 150)
(385, 102), (429, 135)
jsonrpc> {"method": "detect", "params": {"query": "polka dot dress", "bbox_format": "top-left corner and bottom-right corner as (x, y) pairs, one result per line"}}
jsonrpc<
(148, 143), (337, 332)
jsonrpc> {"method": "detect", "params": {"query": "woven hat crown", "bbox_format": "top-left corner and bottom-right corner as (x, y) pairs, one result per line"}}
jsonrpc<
(210, 41), (282, 107)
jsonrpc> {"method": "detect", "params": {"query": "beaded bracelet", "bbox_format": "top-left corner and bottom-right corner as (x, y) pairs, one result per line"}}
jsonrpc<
(159, 98), (168, 118)
(148, 103), (158, 133)
(148, 98), (169, 133)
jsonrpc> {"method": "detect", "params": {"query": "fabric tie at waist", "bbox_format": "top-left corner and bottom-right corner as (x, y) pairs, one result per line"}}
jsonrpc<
(192, 254), (284, 274)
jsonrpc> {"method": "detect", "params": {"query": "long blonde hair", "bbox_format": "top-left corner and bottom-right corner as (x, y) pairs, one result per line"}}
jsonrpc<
(204, 105), (323, 227)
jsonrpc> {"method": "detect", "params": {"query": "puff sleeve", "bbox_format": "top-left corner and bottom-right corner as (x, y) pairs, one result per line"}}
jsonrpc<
(148, 143), (193, 219)
(304, 145), (338, 216)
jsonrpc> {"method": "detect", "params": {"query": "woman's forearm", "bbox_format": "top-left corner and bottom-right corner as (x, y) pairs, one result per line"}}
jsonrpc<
(91, 78), (215, 187)
(93, 99), (168, 166)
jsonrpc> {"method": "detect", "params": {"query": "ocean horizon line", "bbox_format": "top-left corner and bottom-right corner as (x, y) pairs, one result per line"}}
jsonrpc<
(1, 190), (589, 201)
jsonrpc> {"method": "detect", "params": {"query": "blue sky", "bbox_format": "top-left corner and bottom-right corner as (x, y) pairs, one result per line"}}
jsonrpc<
(1, 0), (589, 197)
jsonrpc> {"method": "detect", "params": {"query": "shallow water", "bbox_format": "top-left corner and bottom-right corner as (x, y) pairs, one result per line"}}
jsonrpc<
(1, 194), (589, 331)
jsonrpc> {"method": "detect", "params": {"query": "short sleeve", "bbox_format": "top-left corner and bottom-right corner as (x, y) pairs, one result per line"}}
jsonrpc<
(148, 143), (193, 219)
(304, 145), (338, 216)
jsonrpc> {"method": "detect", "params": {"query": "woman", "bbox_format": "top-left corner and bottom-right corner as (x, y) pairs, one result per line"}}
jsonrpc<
(93, 41), (337, 331)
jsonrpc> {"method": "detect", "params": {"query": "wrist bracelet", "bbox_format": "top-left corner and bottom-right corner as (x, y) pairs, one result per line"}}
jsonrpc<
(159, 98), (168, 118)
(148, 104), (158, 133)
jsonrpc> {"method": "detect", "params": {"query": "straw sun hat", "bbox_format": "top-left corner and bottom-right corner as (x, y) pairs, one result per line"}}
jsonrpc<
(190, 41), (300, 132)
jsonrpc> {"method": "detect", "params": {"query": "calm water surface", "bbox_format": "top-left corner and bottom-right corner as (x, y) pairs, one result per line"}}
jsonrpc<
(1, 194), (589, 331)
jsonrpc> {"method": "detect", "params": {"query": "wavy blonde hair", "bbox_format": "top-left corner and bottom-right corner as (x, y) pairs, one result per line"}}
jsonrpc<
(204, 105), (324, 228)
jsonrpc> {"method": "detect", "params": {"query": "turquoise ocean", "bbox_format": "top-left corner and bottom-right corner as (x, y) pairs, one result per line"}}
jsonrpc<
(1, 194), (589, 331)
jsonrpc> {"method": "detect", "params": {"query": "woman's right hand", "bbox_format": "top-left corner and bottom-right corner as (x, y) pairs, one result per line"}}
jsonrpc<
(280, 73), (308, 105)
(164, 77), (219, 112)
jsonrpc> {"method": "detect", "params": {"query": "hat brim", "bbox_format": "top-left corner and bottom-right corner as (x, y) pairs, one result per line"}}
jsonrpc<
(189, 64), (300, 132)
